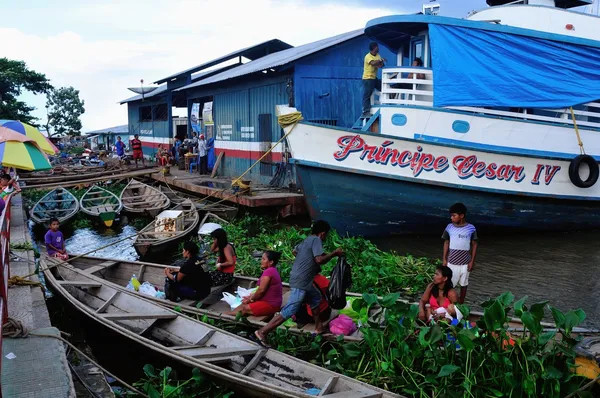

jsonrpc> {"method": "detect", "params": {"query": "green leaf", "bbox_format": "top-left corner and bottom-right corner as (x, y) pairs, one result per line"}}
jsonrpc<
(173, 306), (182, 313)
(455, 303), (470, 318)
(529, 301), (548, 322)
(380, 293), (400, 307)
(191, 368), (204, 383)
(514, 296), (528, 317)
(352, 298), (365, 312)
(408, 304), (420, 321)
(429, 324), (443, 345)
(163, 385), (179, 397)
(457, 333), (475, 351)
(543, 365), (563, 380)
(484, 300), (506, 331)
(362, 293), (378, 308)
(146, 385), (160, 398)
(143, 364), (156, 378)
(343, 343), (362, 358)
(564, 311), (581, 333)
(437, 364), (460, 377)
(159, 366), (172, 380)
(487, 388), (504, 397)
(381, 361), (391, 371)
(497, 291), (515, 308)
(550, 306), (565, 329)
(418, 327), (431, 346)
(537, 330), (556, 346)
(574, 308), (586, 324)
(521, 311), (542, 335)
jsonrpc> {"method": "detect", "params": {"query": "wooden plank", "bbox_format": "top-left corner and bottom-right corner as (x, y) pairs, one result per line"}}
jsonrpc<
(96, 291), (120, 313)
(85, 261), (119, 274)
(211, 152), (224, 178)
(318, 376), (339, 396)
(100, 313), (177, 321)
(320, 393), (381, 398)
(194, 329), (216, 346)
(240, 349), (267, 375)
(177, 346), (259, 359)
(58, 281), (102, 288)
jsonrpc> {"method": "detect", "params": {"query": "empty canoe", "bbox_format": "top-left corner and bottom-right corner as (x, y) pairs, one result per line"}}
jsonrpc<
(41, 256), (400, 398)
(158, 185), (238, 220)
(79, 185), (123, 227)
(120, 179), (170, 216)
(133, 200), (199, 257)
(30, 187), (79, 224)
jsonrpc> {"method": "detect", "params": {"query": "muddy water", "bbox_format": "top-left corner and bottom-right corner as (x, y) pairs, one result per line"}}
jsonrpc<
(373, 230), (600, 329)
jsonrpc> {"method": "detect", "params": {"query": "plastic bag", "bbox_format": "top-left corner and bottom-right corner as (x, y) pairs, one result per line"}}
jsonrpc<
(221, 292), (242, 310)
(326, 256), (352, 310)
(329, 314), (357, 336)
(236, 286), (257, 299)
(338, 297), (361, 321)
(138, 282), (158, 297)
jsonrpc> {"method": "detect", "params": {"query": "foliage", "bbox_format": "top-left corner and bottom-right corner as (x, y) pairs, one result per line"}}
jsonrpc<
(10, 241), (34, 251)
(130, 364), (234, 398)
(46, 86), (85, 137)
(67, 146), (85, 156)
(0, 58), (53, 125)
(219, 215), (437, 297)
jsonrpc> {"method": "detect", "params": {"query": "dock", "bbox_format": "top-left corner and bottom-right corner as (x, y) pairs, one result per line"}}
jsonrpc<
(152, 168), (306, 213)
(21, 167), (160, 190)
(1, 195), (75, 397)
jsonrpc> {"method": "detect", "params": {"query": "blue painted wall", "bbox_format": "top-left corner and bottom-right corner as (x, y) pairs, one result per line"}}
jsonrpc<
(294, 35), (397, 128)
(127, 97), (170, 157)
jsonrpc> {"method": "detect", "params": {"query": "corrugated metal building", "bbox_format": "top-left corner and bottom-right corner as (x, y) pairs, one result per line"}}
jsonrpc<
(121, 29), (396, 184)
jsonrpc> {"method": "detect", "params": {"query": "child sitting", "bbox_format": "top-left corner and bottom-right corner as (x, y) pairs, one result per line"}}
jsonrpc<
(45, 218), (68, 260)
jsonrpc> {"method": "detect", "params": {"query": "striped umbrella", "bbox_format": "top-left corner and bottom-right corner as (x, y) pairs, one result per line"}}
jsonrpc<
(0, 120), (56, 155)
(0, 127), (52, 171)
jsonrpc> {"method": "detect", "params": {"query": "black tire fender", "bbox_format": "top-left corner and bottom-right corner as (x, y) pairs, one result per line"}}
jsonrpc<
(569, 154), (599, 188)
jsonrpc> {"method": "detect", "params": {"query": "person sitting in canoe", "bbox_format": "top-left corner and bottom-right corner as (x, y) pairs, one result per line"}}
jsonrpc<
(226, 251), (283, 318)
(45, 218), (68, 260)
(164, 241), (211, 302)
(209, 228), (236, 287)
(418, 265), (459, 322)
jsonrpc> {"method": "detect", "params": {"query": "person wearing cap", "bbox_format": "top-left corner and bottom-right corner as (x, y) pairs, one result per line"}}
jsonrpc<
(198, 133), (208, 175)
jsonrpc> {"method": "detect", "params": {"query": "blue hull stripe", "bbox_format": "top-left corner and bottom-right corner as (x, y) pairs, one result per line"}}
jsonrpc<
(290, 158), (600, 201)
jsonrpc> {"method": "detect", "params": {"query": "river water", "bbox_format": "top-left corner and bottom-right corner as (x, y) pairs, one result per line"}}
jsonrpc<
(373, 229), (600, 329)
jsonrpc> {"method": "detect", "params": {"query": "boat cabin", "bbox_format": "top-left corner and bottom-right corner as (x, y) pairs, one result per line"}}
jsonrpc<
(365, 0), (600, 131)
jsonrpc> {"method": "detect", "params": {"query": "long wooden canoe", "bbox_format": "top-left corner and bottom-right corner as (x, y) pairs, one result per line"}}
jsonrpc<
(159, 185), (238, 220)
(133, 200), (199, 257)
(48, 255), (599, 340)
(120, 179), (170, 216)
(41, 256), (401, 398)
(79, 185), (123, 227)
(30, 187), (79, 224)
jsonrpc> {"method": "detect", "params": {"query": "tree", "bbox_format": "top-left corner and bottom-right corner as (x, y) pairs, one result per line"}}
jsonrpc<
(0, 58), (53, 125)
(46, 86), (85, 137)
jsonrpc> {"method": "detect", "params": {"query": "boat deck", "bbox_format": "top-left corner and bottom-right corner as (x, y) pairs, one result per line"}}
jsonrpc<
(152, 168), (306, 211)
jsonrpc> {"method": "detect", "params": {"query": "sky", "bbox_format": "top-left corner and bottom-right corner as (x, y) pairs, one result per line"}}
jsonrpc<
(0, 0), (577, 131)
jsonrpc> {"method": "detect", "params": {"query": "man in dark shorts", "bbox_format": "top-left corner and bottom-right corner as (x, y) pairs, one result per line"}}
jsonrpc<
(254, 220), (344, 344)
(130, 134), (145, 168)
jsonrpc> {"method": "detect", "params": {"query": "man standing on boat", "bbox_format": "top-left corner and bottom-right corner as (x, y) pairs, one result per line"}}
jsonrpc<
(130, 134), (145, 168)
(254, 220), (344, 345)
(362, 42), (385, 118)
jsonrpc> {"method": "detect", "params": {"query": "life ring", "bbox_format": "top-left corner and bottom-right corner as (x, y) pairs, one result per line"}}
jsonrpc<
(569, 155), (599, 188)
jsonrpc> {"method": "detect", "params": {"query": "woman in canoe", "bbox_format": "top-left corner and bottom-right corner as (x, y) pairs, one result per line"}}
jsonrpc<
(418, 265), (459, 322)
(226, 251), (283, 317)
(164, 241), (211, 301)
(209, 228), (236, 287)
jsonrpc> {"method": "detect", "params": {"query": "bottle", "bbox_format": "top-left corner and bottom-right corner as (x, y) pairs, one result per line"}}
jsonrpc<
(131, 274), (141, 291)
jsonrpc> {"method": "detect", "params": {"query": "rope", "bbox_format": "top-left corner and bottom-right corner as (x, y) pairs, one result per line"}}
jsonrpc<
(2, 317), (148, 397)
(8, 275), (43, 290)
(231, 111), (303, 188)
(570, 107), (586, 155)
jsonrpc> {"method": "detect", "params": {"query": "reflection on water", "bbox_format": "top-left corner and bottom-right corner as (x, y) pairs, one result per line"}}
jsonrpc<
(373, 230), (600, 329)
(64, 225), (140, 261)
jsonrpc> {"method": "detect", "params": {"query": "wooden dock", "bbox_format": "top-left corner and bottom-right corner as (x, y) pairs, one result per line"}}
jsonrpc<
(151, 169), (306, 210)
(21, 168), (160, 190)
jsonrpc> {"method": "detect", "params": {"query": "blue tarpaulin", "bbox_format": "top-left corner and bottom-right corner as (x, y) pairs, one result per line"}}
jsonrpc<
(429, 24), (600, 108)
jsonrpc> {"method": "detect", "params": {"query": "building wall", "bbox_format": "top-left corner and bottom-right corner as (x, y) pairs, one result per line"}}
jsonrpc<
(126, 97), (171, 157)
(294, 35), (397, 128)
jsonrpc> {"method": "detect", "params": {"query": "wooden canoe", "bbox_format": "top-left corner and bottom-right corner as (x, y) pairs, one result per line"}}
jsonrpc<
(41, 256), (401, 398)
(120, 179), (170, 216)
(133, 200), (199, 257)
(30, 187), (79, 224)
(79, 185), (123, 227)
(159, 185), (238, 220)
(47, 254), (599, 340)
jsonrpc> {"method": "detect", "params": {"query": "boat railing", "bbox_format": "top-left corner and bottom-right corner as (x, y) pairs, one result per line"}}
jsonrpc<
(381, 67), (600, 130)
(0, 193), (14, 373)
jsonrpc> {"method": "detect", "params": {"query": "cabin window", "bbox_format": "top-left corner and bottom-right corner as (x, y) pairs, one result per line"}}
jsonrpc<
(139, 106), (152, 122)
(411, 36), (426, 66)
(153, 104), (168, 121)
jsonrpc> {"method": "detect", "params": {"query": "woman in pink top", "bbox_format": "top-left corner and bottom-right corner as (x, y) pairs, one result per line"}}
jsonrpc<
(226, 251), (283, 317)
(418, 266), (458, 322)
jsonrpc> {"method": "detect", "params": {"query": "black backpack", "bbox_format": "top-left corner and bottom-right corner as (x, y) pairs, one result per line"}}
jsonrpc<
(326, 256), (352, 310)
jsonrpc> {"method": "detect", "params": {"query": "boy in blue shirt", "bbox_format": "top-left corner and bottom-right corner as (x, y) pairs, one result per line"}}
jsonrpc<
(442, 203), (478, 304)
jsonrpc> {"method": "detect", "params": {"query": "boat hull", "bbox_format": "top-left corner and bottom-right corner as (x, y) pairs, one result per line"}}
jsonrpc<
(294, 160), (600, 236)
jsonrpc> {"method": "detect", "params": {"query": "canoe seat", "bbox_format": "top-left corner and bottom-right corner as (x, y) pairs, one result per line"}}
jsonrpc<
(58, 281), (102, 288)
(100, 313), (177, 321)
(320, 392), (381, 398)
(85, 261), (119, 274)
(175, 346), (260, 363)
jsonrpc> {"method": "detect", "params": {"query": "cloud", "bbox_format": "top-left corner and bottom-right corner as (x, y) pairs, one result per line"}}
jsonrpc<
(3, 0), (403, 131)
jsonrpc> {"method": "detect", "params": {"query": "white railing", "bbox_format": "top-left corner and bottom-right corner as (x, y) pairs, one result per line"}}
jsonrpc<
(380, 67), (600, 130)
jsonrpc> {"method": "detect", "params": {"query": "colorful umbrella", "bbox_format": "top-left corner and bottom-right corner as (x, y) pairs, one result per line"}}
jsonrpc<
(0, 120), (56, 155)
(0, 141), (52, 171)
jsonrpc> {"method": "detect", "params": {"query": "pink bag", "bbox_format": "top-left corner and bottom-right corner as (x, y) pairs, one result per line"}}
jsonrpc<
(329, 314), (357, 336)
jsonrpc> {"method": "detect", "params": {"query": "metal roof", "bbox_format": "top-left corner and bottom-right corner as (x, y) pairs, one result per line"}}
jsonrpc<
(154, 39), (292, 84)
(84, 125), (129, 135)
(175, 29), (364, 91)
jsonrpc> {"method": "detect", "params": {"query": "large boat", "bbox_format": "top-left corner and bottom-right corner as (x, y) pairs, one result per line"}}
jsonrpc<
(280, 0), (600, 236)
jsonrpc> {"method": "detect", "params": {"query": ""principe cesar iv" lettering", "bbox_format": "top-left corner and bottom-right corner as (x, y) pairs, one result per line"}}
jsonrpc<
(332, 135), (561, 185)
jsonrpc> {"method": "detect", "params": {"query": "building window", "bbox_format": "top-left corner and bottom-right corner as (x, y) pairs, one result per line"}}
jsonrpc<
(308, 119), (337, 126)
(153, 104), (168, 121)
(139, 106), (152, 122)
(258, 113), (274, 176)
